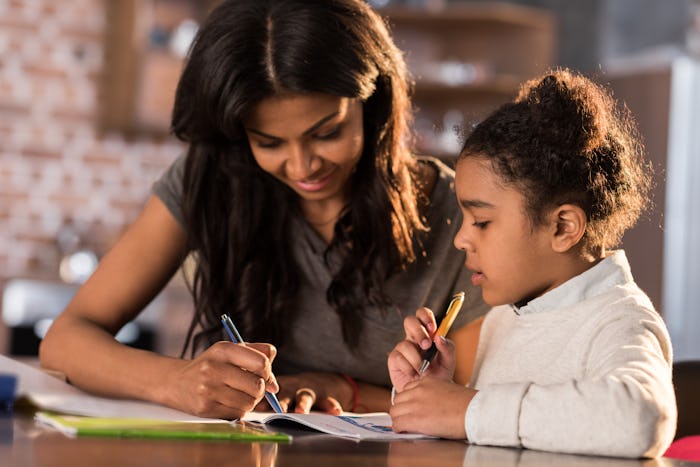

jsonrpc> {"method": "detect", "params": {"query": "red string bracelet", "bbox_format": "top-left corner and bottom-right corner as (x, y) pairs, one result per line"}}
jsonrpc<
(341, 373), (359, 412)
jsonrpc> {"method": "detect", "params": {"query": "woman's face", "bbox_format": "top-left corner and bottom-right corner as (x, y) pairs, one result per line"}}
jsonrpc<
(243, 93), (364, 210)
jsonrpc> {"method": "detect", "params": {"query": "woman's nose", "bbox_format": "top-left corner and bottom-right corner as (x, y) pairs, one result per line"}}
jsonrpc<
(286, 143), (318, 179)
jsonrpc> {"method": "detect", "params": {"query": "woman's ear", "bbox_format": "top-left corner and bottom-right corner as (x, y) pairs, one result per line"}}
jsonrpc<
(550, 204), (586, 253)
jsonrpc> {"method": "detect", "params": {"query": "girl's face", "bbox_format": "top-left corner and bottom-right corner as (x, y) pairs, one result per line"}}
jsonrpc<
(243, 93), (364, 211)
(453, 157), (562, 306)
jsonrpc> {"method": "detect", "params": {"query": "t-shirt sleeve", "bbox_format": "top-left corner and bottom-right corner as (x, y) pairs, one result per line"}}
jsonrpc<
(151, 154), (186, 228)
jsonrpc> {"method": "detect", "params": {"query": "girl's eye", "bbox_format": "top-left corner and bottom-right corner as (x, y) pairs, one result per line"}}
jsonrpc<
(315, 126), (341, 140)
(473, 221), (490, 230)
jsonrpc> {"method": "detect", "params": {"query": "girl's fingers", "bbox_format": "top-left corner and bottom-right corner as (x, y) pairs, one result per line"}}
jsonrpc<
(392, 340), (424, 372)
(403, 316), (432, 350)
(415, 307), (437, 333)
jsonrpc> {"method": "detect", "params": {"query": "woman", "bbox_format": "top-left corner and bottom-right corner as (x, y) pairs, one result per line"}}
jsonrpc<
(40, 0), (488, 419)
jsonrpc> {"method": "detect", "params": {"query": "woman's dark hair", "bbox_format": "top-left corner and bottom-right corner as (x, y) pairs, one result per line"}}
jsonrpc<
(459, 68), (652, 255)
(171, 0), (425, 355)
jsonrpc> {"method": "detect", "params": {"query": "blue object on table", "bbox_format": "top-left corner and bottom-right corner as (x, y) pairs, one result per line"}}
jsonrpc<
(0, 373), (17, 410)
(221, 314), (284, 413)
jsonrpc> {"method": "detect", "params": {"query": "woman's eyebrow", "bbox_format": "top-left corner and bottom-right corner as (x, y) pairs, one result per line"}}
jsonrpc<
(246, 111), (340, 139)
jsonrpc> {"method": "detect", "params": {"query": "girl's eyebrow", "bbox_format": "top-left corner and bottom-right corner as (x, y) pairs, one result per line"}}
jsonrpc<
(458, 198), (495, 210)
(246, 111), (340, 140)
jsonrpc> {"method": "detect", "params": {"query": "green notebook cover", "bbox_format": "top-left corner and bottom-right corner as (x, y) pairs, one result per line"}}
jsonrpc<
(35, 411), (290, 442)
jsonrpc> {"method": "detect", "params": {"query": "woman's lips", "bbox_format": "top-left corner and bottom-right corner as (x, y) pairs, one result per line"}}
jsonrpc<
(470, 271), (485, 286)
(294, 169), (335, 192)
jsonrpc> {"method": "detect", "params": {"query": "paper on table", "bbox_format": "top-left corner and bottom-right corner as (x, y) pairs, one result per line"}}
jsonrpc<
(0, 354), (220, 422)
(35, 411), (291, 442)
(242, 411), (435, 441)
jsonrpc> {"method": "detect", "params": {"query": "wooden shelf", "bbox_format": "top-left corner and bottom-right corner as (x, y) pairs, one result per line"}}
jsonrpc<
(99, 0), (217, 138)
(379, 3), (556, 158)
(98, 1), (555, 146)
(413, 75), (523, 96)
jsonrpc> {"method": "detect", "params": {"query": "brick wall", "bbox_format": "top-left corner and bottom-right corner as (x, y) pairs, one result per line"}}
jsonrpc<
(0, 0), (189, 353)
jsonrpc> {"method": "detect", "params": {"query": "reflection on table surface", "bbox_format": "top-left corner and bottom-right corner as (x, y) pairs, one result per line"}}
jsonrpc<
(2, 409), (695, 467)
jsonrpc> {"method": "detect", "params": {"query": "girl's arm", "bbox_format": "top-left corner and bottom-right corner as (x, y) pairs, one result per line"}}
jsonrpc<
(39, 196), (277, 419)
(467, 309), (676, 458)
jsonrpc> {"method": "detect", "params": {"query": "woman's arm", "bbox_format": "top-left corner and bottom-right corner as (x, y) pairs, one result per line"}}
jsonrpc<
(39, 196), (277, 419)
(451, 316), (484, 386)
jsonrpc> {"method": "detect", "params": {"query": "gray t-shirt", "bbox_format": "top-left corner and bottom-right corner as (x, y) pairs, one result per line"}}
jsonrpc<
(153, 155), (488, 387)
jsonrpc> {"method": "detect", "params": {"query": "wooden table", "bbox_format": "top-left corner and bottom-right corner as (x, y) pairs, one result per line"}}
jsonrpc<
(1, 408), (694, 467)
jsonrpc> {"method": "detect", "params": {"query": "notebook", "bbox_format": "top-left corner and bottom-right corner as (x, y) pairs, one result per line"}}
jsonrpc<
(35, 411), (290, 442)
(242, 411), (434, 441)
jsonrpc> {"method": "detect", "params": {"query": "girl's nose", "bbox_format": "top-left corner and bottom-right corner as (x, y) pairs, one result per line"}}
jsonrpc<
(453, 223), (475, 253)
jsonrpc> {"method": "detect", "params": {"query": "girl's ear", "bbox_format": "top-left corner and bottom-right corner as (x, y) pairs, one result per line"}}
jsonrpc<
(551, 204), (586, 253)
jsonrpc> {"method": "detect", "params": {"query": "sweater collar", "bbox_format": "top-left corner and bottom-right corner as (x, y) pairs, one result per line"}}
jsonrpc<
(512, 250), (633, 316)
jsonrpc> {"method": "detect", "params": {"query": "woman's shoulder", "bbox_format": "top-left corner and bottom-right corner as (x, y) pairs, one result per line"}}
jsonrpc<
(152, 154), (187, 227)
(413, 155), (458, 205)
(415, 155), (455, 179)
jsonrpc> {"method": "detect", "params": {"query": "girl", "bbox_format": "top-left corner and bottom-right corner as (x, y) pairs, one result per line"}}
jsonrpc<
(39, 0), (488, 419)
(387, 69), (676, 458)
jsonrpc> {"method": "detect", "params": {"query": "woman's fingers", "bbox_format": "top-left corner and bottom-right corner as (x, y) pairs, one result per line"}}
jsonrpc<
(315, 396), (343, 415)
(211, 341), (279, 391)
(293, 388), (316, 414)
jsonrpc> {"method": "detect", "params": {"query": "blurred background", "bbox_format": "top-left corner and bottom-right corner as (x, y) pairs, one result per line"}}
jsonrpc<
(1, 0), (698, 361)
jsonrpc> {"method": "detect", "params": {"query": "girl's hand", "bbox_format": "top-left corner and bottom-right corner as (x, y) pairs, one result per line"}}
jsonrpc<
(269, 372), (354, 415)
(388, 307), (457, 392)
(162, 341), (279, 419)
(389, 376), (477, 439)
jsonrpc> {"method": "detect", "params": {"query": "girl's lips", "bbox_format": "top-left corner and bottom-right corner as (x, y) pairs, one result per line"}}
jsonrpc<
(470, 271), (485, 286)
(294, 169), (335, 192)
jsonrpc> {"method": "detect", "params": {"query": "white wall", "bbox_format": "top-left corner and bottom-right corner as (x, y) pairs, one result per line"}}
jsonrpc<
(664, 56), (700, 361)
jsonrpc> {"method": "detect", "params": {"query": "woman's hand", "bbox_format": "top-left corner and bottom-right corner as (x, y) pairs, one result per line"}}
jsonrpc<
(268, 372), (354, 414)
(390, 376), (477, 439)
(388, 307), (457, 392)
(161, 341), (279, 420)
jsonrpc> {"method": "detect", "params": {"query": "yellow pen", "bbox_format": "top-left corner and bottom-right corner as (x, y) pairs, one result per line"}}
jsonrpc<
(419, 291), (466, 374)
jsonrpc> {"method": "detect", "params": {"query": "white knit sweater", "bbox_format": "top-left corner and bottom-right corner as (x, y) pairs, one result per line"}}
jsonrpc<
(466, 250), (677, 458)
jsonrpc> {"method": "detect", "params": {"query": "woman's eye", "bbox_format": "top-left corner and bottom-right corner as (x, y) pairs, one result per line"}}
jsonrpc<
(256, 139), (281, 149)
(315, 126), (341, 140)
(473, 221), (490, 230)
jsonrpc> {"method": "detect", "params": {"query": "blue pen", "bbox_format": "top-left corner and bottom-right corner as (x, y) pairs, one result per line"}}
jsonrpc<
(220, 314), (284, 413)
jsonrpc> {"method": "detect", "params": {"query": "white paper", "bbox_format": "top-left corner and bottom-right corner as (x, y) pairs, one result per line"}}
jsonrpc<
(0, 354), (219, 422)
(242, 411), (434, 441)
